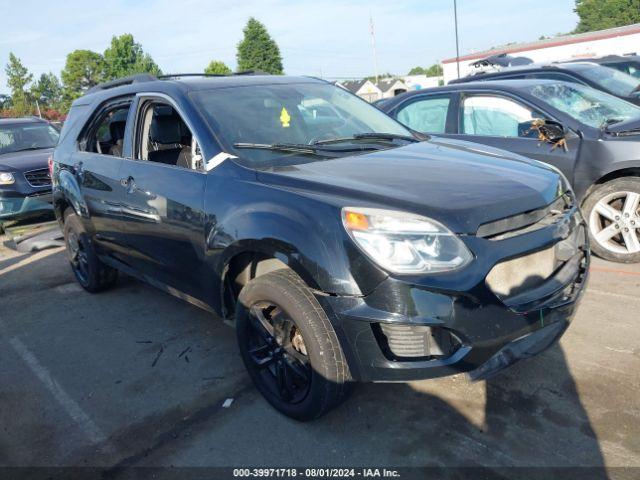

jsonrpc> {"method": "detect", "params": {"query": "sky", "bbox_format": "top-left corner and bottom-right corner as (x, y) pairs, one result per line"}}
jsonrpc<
(0, 0), (579, 94)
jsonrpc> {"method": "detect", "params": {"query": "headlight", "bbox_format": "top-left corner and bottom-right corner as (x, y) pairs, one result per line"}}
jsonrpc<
(342, 207), (473, 274)
(0, 172), (15, 185)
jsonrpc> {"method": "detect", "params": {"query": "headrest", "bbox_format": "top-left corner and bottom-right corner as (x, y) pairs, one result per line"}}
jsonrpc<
(150, 116), (182, 144)
(109, 121), (126, 140)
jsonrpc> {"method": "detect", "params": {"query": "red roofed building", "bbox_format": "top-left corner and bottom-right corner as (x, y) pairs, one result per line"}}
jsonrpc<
(442, 23), (640, 84)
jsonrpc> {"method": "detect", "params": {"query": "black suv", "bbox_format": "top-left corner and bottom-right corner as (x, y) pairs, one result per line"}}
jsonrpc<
(0, 117), (59, 226)
(451, 62), (640, 106)
(52, 74), (588, 420)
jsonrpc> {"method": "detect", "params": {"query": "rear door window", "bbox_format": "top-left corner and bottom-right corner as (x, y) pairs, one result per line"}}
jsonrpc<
(79, 101), (132, 157)
(396, 95), (451, 134)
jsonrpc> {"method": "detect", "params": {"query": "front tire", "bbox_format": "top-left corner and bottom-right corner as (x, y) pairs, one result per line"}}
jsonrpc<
(583, 177), (640, 263)
(63, 208), (118, 292)
(236, 269), (351, 421)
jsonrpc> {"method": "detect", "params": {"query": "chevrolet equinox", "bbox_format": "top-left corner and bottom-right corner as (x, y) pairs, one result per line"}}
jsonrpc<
(52, 73), (589, 420)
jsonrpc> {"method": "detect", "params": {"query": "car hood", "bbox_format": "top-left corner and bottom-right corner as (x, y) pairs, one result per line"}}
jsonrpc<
(255, 138), (562, 234)
(605, 117), (640, 135)
(0, 148), (52, 172)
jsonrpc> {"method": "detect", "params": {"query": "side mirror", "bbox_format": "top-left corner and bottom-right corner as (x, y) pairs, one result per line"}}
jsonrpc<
(521, 119), (568, 151)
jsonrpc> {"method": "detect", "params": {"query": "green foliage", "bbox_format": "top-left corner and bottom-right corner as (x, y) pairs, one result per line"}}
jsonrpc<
(204, 60), (232, 75)
(103, 34), (162, 80)
(5, 53), (33, 115)
(236, 18), (284, 74)
(61, 50), (106, 104)
(574, 0), (640, 33)
(31, 72), (63, 110)
(408, 66), (426, 75)
(407, 63), (442, 77)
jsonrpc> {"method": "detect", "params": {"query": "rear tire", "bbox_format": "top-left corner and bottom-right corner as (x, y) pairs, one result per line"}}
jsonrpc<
(236, 269), (351, 421)
(583, 177), (640, 263)
(63, 208), (118, 292)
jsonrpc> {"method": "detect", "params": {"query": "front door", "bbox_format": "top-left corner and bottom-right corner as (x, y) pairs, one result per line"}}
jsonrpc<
(119, 97), (207, 301)
(451, 93), (580, 183)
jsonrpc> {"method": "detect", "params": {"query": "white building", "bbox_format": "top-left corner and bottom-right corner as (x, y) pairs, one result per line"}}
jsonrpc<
(442, 23), (640, 84)
(376, 78), (409, 98)
(338, 79), (382, 102)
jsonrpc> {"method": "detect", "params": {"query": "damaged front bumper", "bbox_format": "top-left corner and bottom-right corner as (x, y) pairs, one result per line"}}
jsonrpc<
(318, 203), (589, 383)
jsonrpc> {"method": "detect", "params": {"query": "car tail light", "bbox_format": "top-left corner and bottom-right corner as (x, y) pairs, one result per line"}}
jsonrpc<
(48, 156), (53, 178)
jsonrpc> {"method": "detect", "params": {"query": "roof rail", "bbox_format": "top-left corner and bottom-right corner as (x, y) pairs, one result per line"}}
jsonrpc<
(158, 71), (269, 79)
(85, 74), (158, 95)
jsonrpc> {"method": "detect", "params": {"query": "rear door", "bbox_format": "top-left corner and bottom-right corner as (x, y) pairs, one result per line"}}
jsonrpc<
(449, 92), (580, 183)
(74, 97), (132, 260)
(118, 94), (208, 301)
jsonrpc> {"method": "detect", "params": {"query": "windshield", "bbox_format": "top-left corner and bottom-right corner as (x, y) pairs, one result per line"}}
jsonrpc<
(191, 82), (413, 167)
(528, 82), (640, 128)
(0, 122), (59, 155)
(565, 63), (640, 97)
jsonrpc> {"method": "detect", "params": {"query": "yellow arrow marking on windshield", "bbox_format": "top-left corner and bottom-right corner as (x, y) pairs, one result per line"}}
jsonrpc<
(280, 107), (291, 128)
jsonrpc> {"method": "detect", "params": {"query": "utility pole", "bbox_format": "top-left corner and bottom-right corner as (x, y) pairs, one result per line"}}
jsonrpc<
(454, 0), (461, 79)
(369, 12), (379, 84)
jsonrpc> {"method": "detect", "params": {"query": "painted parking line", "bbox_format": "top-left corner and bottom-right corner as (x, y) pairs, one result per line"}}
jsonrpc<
(9, 337), (109, 446)
(590, 266), (640, 276)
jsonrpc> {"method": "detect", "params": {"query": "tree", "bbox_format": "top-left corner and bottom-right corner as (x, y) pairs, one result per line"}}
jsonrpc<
(424, 63), (443, 77)
(574, 0), (640, 33)
(204, 60), (232, 75)
(61, 50), (106, 103)
(103, 34), (162, 80)
(5, 53), (33, 115)
(31, 72), (63, 110)
(408, 66), (426, 75)
(236, 18), (284, 74)
(407, 64), (442, 77)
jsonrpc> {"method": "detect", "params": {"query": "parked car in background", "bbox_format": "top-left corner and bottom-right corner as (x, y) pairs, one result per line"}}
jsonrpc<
(450, 62), (640, 106)
(52, 74), (588, 419)
(381, 79), (640, 263)
(0, 117), (58, 228)
(565, 55), (640, 80)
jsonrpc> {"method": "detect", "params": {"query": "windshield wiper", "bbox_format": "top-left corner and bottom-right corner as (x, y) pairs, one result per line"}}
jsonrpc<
(233, 142), (381, 155)
(11, 146), (49, 153)
(602, 118), (625, 128)
(312, 132), (418, 145)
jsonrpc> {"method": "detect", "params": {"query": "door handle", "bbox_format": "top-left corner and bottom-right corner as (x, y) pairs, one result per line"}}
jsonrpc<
(120, 176), (137, 194)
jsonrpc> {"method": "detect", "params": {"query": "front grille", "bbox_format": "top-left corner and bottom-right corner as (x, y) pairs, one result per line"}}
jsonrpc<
(377, 323), (461, 360)
(486, 247), (558, 298)
(24, 168), (51, 187)
(477, 194), (573, 240)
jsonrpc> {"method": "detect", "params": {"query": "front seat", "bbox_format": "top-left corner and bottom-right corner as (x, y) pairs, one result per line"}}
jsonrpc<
(108, 121), (126, 157)
(147, 116), (184, 165)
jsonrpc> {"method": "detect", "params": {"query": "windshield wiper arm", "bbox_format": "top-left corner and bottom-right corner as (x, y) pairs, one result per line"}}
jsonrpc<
(312, 132), (418, 145)
(233, 142), (381, 154)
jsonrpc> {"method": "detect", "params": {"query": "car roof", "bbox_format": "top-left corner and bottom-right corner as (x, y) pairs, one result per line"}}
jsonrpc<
(75, 74), (326, 106)
(381, 79), (561, 109)
(450, 62), (596, 83)
(0, 116), (49, 125)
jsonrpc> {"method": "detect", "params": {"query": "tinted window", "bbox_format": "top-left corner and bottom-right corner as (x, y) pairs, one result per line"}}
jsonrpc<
(564, 63), (640, 97)
(191, 82), (411, 168)
(528, 72), (581, 83)
(462, 95), (543, 137)
(396, 95), (451, 133)
(80, 102), (131, 157)
(0, 123), (59, 154)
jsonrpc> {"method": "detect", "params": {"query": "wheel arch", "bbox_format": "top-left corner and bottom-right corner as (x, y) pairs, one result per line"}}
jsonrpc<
(219, 245), (320, 319)
(581, 167), (640, 206)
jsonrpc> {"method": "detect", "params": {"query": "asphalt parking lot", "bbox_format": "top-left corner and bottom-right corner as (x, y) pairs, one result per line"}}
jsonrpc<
(1, 226), (639, 477)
